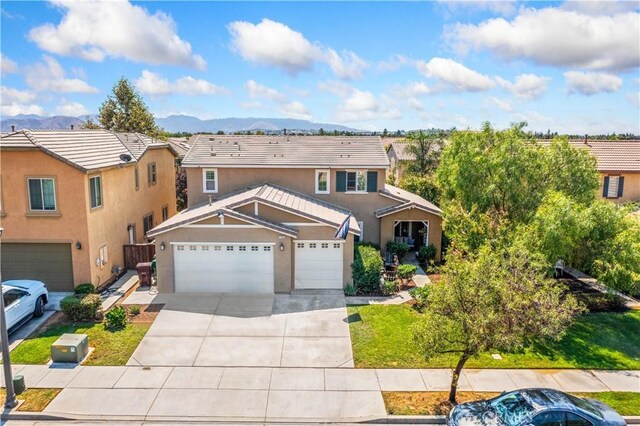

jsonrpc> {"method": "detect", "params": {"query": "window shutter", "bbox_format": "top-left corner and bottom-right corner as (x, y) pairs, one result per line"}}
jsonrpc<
(602, 176), (609, 197)
(367, 171), (378, 192)
(336, 171), (347, 192)
(147, 163), (151, 184)
(617, 176), (624, 198)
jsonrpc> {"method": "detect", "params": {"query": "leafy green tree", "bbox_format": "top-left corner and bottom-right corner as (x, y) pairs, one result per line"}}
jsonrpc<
(405, 130), (444, 175)
(99, 78), (162, 137)
(413, 244), (583, 404)
(398, 174), (440, 204)
(81, 117), (101, 129)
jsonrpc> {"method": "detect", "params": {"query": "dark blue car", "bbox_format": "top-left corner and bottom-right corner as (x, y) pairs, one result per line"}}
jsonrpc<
(448, 389), (626, 426)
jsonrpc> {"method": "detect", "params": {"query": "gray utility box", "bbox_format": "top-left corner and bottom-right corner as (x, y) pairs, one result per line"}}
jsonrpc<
(51, 333), (89, 363)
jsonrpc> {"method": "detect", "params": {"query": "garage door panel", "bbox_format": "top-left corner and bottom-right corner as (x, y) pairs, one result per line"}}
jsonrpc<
(1, 243), (74, 291)
(295, 241), (343, 290)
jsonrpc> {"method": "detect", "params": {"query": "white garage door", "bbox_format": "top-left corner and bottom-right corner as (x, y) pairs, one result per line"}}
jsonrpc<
(295, 241), (343, 289)
(174, 243), (274, 293)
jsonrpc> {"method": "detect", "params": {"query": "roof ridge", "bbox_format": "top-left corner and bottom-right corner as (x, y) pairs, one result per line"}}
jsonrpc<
(262, 182), (352, 214)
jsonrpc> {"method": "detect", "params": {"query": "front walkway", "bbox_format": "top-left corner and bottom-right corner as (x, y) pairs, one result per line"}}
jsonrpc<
(2, 365), (637, 421)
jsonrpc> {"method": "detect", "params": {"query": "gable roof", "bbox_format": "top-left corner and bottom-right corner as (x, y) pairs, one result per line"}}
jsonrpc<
(0, 129), (175, 172)
(167, 137), (191, 158)
(376, 184), (442, 217)
(389, 141), (415, 161)
(182, 135), (389, 168)
(548, 139), (640, 173)
(148, 183), (359, 238)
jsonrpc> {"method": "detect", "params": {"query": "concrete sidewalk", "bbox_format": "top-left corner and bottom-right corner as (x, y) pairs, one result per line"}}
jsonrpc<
(1, 364), (637, 421)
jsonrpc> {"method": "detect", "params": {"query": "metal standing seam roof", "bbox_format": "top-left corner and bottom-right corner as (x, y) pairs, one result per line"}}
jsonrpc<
(181, 135), (390, 168)
(376, 184), (442, 217)
(0, 130), (174, 172)
(147, 183), (360, 237)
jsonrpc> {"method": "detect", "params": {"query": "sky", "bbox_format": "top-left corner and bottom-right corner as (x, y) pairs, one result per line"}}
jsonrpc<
(1, 0), (639, 133)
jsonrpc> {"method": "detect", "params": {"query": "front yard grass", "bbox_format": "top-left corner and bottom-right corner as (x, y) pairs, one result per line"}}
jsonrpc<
(10, 322), (150, 365)
(0, 388), (61, 412)
(348, 304), (640, 369)
(383, 391), (640, 416)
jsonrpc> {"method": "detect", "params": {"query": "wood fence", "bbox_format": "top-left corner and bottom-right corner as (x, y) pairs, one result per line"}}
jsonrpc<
(123, 244), (155, 269)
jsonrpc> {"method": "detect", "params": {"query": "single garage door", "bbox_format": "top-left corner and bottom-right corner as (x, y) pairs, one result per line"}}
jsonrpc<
(174, 243), (274, 293)
(295, 241), (343, 289)
(1, 243), (74, 291)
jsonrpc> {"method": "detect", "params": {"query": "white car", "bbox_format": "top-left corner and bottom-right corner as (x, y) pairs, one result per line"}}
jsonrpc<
(2, 280), (48, 330)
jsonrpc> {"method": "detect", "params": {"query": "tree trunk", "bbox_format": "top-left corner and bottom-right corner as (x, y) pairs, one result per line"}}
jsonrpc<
(449, 352), (471, 404)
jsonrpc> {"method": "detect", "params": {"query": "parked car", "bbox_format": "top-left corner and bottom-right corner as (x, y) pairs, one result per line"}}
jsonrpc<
(448, 388), (625, 426)
(2, 280), (48, 329)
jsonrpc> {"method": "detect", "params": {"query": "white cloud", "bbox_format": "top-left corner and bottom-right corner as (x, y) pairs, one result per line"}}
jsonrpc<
(317, 80), (354, 98)
(417, 57), (495, 92)
(25, 56), (98, 93)
(1, 102), (47, 117)
(135, 70), (227, 96)
(228, 18), (367, 79)
(1, 86), (37, 104)
(438, 0), (517, 16)
(398, 81), (433, 97)
(377, 54), (414, 72)
(627, 92), (640, 108)
(487, 96), (513, 112)
(279, 101), (312, 120)
(407, 98), (424, 111)
(560, 1), (639, 16)
(245, 80), (287, 102)
(243, 80), (312, 120)
(448, 6), (640, 71)
(495, 73), (550, 100)
(564, 71), (622, 95)
(336, 89), (401, 122)
(55, 98), (89, 116)
(28, 0), (205, 69)
(1, 54), (17, 75)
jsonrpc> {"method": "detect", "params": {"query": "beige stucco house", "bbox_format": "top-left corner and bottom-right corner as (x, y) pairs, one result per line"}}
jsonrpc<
(0, 130), (177, 291)
(150, 135), (442, 294)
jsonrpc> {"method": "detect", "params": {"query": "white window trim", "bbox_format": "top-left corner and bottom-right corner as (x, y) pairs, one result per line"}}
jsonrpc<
(315, 169), (330, 194)
(89, 175), (103, 209)
(27, 177), (57, 212)
(345, 170), (368, 194)
(203, 168), (218, 193)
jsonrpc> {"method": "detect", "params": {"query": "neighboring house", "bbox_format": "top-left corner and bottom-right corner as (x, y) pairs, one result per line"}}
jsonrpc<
(167, 137), (191, 160)
(0, 130), (177, 291)
(149, 135), (442, 294)
(387, 140), (414, 182)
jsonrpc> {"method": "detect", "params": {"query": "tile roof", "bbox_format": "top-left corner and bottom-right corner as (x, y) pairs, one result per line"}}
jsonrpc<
(182, 135), (389, 168)
(1, 130), (174, 172)
(557, 139), (640, 173)
(167, 137), (191, 158)
(376, 184), (442, 217)
(148, 183), (359, 237)
(389, 141), (415, 161)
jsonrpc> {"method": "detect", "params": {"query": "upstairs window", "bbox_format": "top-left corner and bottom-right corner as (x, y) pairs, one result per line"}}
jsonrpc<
(148, 162), (157, 185)
(89, 175), (102, 209)
(162, 205), (169, 221)
(346, 171), (367, 192)
(203, 168), (218, 193)
(603, 175), (624, 199)
(28, 178), (56, 211)
(315, 170), (330, 194)
(134, 166), (139, 191)
(143, 213), (154, 236)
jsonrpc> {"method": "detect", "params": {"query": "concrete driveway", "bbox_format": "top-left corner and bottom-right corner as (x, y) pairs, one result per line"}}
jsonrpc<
(127, 292), (354, 368)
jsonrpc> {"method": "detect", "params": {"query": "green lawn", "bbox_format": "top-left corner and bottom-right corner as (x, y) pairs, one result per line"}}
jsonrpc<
(347, 304), (640, 369)
(0, 388), (61, 412)
(10, 322), (150, 365)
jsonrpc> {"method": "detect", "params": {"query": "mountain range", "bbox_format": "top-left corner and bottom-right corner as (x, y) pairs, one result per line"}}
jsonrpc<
(0, 114), (360, 133)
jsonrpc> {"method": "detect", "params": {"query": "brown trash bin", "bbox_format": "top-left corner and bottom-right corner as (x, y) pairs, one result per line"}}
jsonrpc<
(136, 262), (152, 287)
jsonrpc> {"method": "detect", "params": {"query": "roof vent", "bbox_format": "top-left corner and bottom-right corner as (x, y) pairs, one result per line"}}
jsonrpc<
(11, 125), (15, 132)
(209, 137), (215, 142)
(119, 154), (132, 162)
(70, 124), (74, 130)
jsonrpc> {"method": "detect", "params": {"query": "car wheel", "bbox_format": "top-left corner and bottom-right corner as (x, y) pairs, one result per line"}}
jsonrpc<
(33, 296), (45, 318)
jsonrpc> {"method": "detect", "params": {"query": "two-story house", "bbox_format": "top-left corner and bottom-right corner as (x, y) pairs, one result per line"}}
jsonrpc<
(0, 129), (177, 291)
(149, 135), (442, 294)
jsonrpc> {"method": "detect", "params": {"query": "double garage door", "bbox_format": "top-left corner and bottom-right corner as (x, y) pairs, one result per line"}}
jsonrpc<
(173, 240), (344, 293)
(1, 243), (74, 291)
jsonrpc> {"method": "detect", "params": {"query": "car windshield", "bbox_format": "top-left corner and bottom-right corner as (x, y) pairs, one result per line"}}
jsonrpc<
(489, 392), (536, 426)
(566, 394), (603, 420)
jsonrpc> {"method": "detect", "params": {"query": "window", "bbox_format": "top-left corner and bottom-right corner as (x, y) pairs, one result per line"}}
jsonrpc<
(89, 175), (102, 209)
(531, 412), (564, 426)
(315, 170), (330, 194)
(321, 243), (329, 248)
(177, 245), (184, 251)
(239, 246), (247, 251)
(565, 413), (593, 426)
(98, 245), (108, 269)
(309, 243), (317, 248)
(143, 214), (154, 236)
(3, 289), (27, 307)
(28, 178), (56, 211)
(202, 245), (209, 251)
(346, 171), (367, 192)
(264, 246), (271, 251)
(214, 245), (221, 251)
(203, 168), (218, 193)
(162, 205), (169, 221)
(603, 175), (623, 198)
(297, 243), (305, 248)
(226, 246), (234, 251)
(148, 162), (157, 185)
(134, 166), (139, 191)
(333, 243), (341, 248)
(190, 245), (197, 251)
(251, 246), (259, 251)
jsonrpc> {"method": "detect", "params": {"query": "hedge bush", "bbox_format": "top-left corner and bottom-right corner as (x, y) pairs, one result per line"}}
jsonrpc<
(382, 280), (399, 296)
(60, 294), (102, 322)
(417, 244), (437, 264)
(397, 264), (418, 283)
(74, 283), (95, 295)
(352, 243), (384, 293)
(386, 241), (410, 259)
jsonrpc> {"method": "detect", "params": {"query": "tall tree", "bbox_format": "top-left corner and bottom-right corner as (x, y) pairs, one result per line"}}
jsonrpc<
(405, 130), (444, 175)
(413, 244), (583, 404)
(99, 77), (162, 137)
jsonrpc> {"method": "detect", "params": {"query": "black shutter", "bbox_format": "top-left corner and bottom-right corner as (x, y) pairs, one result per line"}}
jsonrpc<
(367, 171), (378, 192)
(336, 171), (347, 192)
(602, 176), (609, 197)
(617, 176), (624, 198)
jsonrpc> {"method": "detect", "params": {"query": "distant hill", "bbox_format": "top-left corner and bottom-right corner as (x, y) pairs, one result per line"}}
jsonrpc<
(1, 114), (359, 133)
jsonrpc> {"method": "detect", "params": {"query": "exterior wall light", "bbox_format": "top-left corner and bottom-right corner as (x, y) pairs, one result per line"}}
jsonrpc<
(75, 241), (82, 250)
(279, 242), (284, 251)
(160, 242), (166, 251)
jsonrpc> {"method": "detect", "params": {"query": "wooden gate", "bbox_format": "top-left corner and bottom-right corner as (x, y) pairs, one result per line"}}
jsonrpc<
(123, 244), (156, 269)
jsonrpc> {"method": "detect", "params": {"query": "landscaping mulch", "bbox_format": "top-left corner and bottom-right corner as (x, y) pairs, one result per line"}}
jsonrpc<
(127, 304), (164, 324)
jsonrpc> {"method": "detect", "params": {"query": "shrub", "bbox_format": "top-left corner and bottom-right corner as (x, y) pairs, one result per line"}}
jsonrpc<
(397, 264), (418, 283)
(128, 305), (141, 316)
(343, 284), (358, 297)
(382, 280), (399, 296)
(386, 241), (410, 259)
(355, 241), (380, 251)
(105, 306), (128, 330)
(417, 244), (437, 264)
(60, 294), (102, 322)
(352, 244), (384, 294)
(578, 292), (628, 313)
(74, 283), (95, 295)
(409, 286), (431, 311)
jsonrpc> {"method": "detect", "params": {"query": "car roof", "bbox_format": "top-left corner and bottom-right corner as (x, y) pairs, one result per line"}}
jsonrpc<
(519, 389), (601, 418)
(2, 280), (44, 292)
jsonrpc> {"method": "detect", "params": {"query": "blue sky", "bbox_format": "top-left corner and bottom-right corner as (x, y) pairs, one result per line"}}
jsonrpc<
(1, 0), (639, 133)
